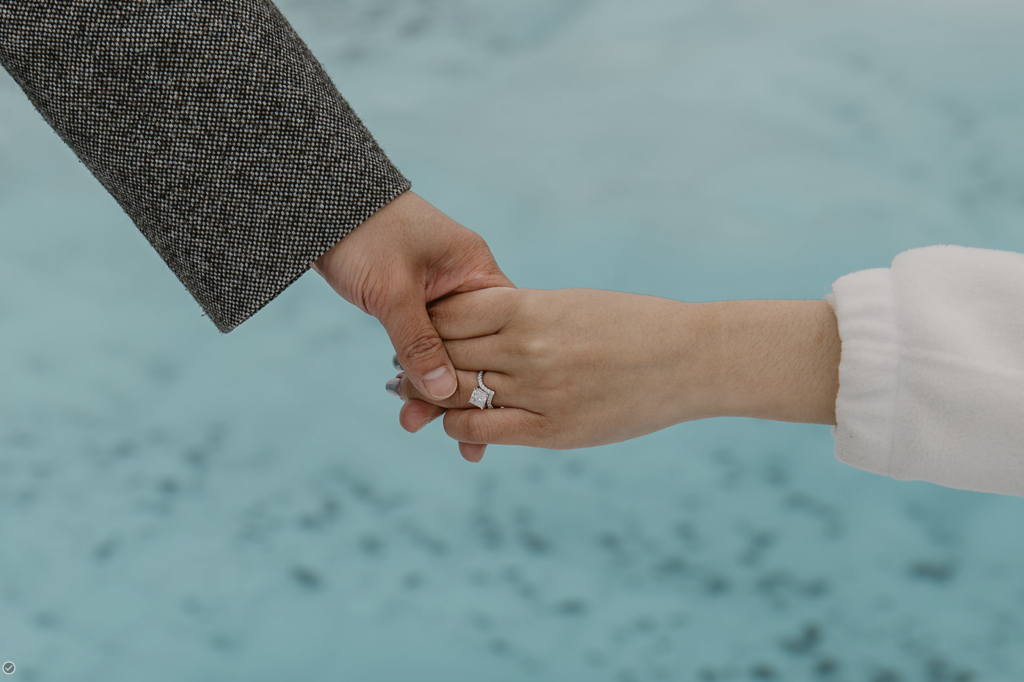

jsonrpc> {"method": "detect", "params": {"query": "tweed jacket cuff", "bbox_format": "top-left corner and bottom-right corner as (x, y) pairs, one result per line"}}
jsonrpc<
(0, 0), (411, 333)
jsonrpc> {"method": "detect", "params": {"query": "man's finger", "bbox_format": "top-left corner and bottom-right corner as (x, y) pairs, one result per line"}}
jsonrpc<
(399, 367), (502, 410)
(384, 288), (458, 401)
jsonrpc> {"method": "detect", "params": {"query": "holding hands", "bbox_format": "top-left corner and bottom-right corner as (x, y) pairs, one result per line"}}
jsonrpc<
(390, 287), (724, 461)
(389, 288), (841, 461)
(314, 190), (839, 462)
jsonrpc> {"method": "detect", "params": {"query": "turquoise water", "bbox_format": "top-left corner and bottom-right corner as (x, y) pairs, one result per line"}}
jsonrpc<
(2, 0), (1024, 680)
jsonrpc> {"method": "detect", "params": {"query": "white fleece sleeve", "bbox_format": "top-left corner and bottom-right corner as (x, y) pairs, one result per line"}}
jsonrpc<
(824, 244), (1024, 496)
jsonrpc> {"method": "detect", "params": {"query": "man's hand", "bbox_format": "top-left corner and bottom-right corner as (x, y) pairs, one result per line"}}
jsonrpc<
(310, 190), (514, 462)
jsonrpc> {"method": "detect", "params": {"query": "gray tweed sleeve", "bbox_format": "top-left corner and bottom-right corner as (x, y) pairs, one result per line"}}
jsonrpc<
(0, 0), (411, 333)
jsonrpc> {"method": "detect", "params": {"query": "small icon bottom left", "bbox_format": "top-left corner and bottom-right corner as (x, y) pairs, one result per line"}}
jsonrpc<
(3, 661), (13, 674)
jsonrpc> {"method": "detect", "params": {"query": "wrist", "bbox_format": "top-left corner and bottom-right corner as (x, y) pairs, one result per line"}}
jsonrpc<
(700, 299), (840, 425)
(311, 189), (418, 284)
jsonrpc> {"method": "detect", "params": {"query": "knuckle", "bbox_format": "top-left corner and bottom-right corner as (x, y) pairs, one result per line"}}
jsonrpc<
(536, 411), (561, 438)
(521, 334), (550, 358)
(426, 299), (454, 327)
(446, 411), (487, 444)
(402, 333), (445, 364)
(528, 413), (554, 442)
(468, 416), (493, 444)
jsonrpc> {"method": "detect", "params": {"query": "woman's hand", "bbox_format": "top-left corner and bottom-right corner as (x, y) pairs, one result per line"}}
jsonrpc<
(392, 287), (721, 461)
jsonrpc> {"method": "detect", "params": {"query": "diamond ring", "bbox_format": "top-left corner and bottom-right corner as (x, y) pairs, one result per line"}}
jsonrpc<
(469, 370), (495, 409)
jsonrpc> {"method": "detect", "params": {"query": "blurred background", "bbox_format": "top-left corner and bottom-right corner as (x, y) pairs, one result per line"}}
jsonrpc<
(1, 0), (1023, 680)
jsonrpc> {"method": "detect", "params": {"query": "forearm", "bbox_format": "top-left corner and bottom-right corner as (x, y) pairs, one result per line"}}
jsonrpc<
(698, 299), (841, 426)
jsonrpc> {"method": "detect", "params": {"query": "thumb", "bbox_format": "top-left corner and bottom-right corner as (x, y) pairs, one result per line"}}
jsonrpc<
(384, 290), (458, 402)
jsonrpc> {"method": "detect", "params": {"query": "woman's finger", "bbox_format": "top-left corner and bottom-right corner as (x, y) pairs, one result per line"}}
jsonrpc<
(397, 398), (487, 462)
(400, 368), (512, 410)
(438, 334), (512, 378)
(427, 287), (519, 339)
(398, 398), (447, 433)
(460, 442), (487, 463)
(442, 406), (550, 448)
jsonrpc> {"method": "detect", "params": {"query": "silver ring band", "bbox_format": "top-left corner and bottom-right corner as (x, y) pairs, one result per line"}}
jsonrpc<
(469, 370), (496, 409)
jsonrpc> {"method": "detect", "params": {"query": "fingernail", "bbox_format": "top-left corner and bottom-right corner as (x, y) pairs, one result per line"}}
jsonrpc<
(385, 377), (403, 400)
(392, 354), (403, 371)
(423, 366), (457, 400)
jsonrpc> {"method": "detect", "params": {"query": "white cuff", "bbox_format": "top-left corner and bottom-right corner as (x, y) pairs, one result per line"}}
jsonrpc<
(825, 267), (900, 477)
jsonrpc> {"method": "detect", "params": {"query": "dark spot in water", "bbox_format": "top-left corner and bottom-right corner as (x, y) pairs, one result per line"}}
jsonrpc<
(739, 528), (776, 566)
(298, 497), (340, 531)
(158, 477), (179, 495)
(519, 528), (550, 554)
(501, 566), (538, 600)
(674, 520), (701, 548)
(751, 663), (777, 679)
(472, 510), (503, 549)
(784, 492), (845, 539)
(525, 464), (544, 483)
(803, 578), (829, 598)
(909, 560), (955, 583)
(15, 488), (36, 509)
(470, 612), (492, 631)
(31, 460), (52, 480)
(761, 459), (789, 487)
(401, 521), (448, 556)
(514, 508), (551, 555)
(180, 596), (205, 617)
(93, 536), (120, 561)
(358, 534), (384, 555)
(598, 531), (623, 554)
(815, 657), (839, 678)
(653, 555), (689, 577)
(489, 637), (510, 655)
(146, 359), (179, 385)
(563, 458), (586, 478)
(209, 632), (237, 653)
(924, 656), (974, 682)
(32, 611), (60, 629)
(5, 430), (35, 449)
(183, 446), (210, 471)
(871, 668), (903, 682)
(403, 572), (422, 590)
(704, 573), (731, 595)
(555, 598), (587, 616)
(711, 447), (744, 487)
(181, 424), (230, 470)
(291, 565), (323, 590)
(756, 571), (828, 608)
(634, 615), (657, 632)
(206, 421), (229, 449)
(112, 439), (137, 460)
(780, 622), (821, 655)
